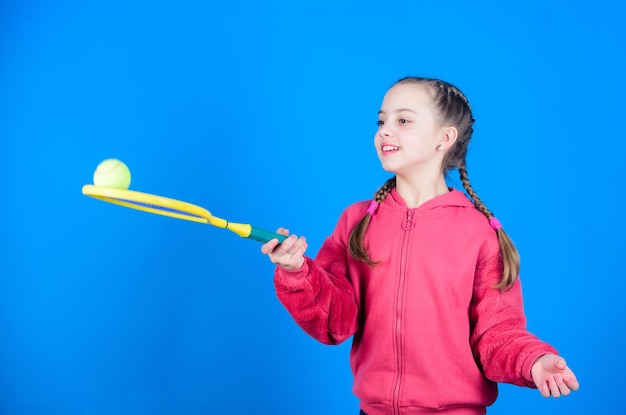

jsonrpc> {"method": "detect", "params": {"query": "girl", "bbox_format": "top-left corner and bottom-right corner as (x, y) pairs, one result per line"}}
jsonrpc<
(261, 76), (579, 414)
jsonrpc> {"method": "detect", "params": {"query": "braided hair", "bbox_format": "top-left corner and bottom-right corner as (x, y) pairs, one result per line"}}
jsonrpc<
(348, 77), (519, 290)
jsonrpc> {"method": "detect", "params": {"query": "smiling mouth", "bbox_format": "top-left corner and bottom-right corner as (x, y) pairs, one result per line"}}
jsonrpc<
(382, 145), (400, 152)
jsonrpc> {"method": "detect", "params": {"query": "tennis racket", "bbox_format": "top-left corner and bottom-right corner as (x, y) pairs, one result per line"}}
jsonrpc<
(82, 184), (287, 243)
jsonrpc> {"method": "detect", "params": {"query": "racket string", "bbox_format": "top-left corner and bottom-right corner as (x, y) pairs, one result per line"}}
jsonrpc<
(107, 197), (205, 219)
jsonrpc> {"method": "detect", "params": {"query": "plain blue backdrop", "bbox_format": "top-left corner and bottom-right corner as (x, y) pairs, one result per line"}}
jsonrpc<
(1, 0), (624, 413)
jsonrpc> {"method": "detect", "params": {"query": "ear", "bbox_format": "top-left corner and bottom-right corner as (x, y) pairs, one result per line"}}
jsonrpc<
(438, 126), (458, 151)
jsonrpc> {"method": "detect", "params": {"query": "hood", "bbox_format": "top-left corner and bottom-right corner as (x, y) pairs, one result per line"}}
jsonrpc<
(385, 187), (476, 211)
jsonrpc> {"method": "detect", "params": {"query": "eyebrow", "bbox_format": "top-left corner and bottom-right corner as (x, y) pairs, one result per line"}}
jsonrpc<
(378, 108), (419, 115)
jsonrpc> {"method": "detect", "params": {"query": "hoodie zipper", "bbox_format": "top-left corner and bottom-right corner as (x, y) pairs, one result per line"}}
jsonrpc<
(393, 209), (415, 414)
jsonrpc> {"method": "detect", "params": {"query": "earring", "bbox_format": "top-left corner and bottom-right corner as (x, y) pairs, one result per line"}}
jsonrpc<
(436, 144), (443, 150)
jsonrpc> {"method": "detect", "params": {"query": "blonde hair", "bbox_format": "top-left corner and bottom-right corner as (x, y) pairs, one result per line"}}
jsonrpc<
(348, 77), (519, 290)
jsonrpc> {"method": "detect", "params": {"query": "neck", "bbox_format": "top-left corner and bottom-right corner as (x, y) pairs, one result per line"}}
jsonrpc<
(395, 173), (449, 208)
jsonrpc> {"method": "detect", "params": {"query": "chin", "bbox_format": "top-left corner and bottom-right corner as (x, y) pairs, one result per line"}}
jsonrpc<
(379, 162), (398, 174)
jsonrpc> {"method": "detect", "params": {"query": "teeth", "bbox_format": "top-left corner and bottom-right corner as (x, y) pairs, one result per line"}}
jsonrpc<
(382, 145), (399, 151)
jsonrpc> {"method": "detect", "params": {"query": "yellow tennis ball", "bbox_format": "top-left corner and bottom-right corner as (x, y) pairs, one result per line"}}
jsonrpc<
(93, 158), (131, 189)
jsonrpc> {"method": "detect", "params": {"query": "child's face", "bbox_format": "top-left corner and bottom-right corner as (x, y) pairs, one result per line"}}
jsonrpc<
(374, 83), (446, 176)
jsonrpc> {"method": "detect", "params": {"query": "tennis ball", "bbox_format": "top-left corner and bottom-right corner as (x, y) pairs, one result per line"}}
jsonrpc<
(93, 158), (131, 189)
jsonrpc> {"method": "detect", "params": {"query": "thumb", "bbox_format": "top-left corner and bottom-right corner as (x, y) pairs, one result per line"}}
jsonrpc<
(553, 356), (567, 371)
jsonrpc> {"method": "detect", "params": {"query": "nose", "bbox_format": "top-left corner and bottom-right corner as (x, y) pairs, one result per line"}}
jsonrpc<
(379, 123), (393, 137)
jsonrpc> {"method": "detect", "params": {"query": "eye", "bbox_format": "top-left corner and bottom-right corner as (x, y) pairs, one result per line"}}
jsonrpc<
(398, 118), (409, 124)
(376, 120), (385, 126)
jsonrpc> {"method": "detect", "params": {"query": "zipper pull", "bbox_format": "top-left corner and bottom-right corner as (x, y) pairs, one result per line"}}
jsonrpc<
(401, 210), (415, 230)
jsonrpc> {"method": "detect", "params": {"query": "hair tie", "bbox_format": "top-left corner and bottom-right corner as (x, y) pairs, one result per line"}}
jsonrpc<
(366, 200), (379, 216)
(489, 217), (502, 230)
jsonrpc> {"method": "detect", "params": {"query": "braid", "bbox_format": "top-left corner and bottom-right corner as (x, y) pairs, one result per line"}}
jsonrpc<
(459, 167), (492, 218)
(354, 76), (520, 289)
(459, 166), (520, 291)
(448, 84), (470, 106)
(395, 76), (519, 290)
(349, 176), (396, 266)
(374, 176), (396, 203)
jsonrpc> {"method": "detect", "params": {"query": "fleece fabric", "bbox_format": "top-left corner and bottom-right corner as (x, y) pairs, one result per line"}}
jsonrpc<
(274, 188), (557, 415)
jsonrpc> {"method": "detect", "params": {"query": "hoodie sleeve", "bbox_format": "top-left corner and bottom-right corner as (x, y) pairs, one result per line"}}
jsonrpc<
(273, 235), (359, 345)
(469, 250), (558, 388)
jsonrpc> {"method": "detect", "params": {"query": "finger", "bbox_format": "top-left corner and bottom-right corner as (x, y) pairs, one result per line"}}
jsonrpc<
(564, 374), (580, 391)
(277, 236), (306, 269)
(266, 235), (297, 262)
(286, 236), (308, 256)
(293, 237), (308, 253)
(289, 242), (307, 267)
(278, 235), (299, 256)
(547, 376), (561, 398)
(555, 374), (571, 396)
(260, 238), (280, 255)
(276, 228), (290, 236)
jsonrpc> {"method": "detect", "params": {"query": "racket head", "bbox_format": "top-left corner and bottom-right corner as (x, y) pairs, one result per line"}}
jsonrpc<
(81, 184), (223, 226)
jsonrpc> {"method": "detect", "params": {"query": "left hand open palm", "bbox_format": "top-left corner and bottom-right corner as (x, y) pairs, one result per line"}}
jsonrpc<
(531, 353), (579, 398)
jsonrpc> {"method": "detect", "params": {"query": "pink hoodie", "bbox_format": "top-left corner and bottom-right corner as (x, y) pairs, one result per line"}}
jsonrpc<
(274, 188), (557, 414)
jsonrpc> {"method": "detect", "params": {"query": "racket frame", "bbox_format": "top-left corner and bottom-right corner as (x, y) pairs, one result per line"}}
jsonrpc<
(82, 185), (285, 243)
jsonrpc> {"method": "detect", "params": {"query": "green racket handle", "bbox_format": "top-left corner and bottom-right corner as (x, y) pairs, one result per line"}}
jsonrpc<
(248, 226), (288, 243)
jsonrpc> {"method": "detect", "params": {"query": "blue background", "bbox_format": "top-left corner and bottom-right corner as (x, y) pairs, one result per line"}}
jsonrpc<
(1, 1), (624, 413)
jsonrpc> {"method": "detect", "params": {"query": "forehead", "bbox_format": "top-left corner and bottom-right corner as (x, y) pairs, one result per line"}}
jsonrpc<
(380, 83), (435, 112)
